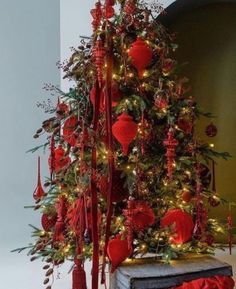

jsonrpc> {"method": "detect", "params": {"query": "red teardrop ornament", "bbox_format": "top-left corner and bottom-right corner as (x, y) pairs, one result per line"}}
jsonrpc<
(62, 115), (78, 146)
(112, 113), (138, 156)
(33, 156), (46, 200)
(107, 236), (132, 273)
(128, 37), (152, 78)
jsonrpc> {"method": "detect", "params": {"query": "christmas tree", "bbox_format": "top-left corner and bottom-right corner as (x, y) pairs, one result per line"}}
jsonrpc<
(14, 1), (233, 289)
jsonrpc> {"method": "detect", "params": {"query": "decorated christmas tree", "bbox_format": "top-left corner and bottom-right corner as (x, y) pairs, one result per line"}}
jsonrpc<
(14, 1), (234, 289)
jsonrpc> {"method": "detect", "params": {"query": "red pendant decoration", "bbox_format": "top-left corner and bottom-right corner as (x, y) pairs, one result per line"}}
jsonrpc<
(161, 209), (194, 244)
(99, 170), (129, 202)
(41, 213), (57, 232)
(112, 112), (138, 156)
(182, 190), (192, 203)
(107, 235), (132, 273)
(62, 115), (78, 146)
(124, 200), (155, 231)
(128, 37), (152, 79)
(33, 156), (46, 201)
(48, 145), (71, 174)
(90, 1), (102, 32)
(94, 39), (106, 87)
(205, 122), (217, 137)
(163, 129), (178, 179)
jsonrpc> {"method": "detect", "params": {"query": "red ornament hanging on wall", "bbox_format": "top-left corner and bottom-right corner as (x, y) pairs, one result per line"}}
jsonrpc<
(94, 39), (106, 87)
(128, 37), (152, 79)
(48, 145), (71, 174)
(107, 235), (132, 273)
(33, 156), (46, 201)
(161, 209), (194, 244)
(163, 129), (178, 179)
(62, 115), (78, 146)
(112, 112), (138, 156)
(205, 122), (217, 137)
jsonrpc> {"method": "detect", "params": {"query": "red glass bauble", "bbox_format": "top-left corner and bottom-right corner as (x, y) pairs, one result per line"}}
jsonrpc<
(161, 209), (194, 244)
(208, 195), (220, 207)
(99, 170), (129, 202)
(41, 213), (57, 231)
(62, 115), (78, 146)
(128, 37), (152, 79)
(205, 122), (217, 137)
(107, 236), (132, 273)
(48, 145), (71, 174)
(112, 113), (138, 155)
(182, 190), (192, 203)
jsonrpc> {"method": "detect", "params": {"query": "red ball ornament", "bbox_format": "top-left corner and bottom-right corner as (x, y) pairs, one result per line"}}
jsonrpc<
(62, 115), (78, 146)
(107, 235), (132, 273)
(99, 170), (129, 202)
(161, 209), (194, 244)
(205, 122), (218, 137)
(182, 190), (192, 203)
(128, 37), (152, 79)
(177, 118), (193, 134)
(208, 195), (220, 207)
(112, 112), (138, 156)
(125, 200), (155, 231)
(48, 145), (71, 174)
(41, 213), (57, 231)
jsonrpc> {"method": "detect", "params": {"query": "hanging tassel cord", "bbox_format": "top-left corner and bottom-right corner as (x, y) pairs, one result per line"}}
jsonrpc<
(101, 27), (114, 285)
(91, 79), (101, 289)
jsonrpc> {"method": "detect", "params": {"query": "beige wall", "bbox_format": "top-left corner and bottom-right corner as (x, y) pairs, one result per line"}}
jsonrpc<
(168, 3), (236, 235)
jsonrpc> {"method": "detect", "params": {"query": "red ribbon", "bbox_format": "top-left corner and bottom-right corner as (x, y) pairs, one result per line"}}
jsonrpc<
(91, 79), (100, 289)
(101, 30), (114, 285)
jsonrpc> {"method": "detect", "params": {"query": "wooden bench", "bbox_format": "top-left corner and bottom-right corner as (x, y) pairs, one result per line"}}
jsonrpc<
(110, 255), (233, 289)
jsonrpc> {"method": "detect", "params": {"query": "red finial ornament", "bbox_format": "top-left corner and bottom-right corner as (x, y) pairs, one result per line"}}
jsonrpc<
(93, 39), (106, 87)
(112, 112), (138, 156)
(128, 37), (152, 78)
(90, 1), (102, 32)
(33, 156), (46, 200)
(163, 129), (178, 178)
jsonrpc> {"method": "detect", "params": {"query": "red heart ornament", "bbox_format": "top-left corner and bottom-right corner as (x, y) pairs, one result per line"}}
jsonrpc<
(107, 237), (132, 273)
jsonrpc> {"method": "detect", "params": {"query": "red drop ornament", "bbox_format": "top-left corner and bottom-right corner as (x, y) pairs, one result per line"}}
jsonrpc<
(128, 37), (152, 79)
(107, 235), (132, 273)
(33, 156), (46, 200)
(62, 115), (78, 146)
(182, 190), (192, 203)
(161, 209), (194, 244)
(112, 113), (138, 156)
(205, 122), (218, 137)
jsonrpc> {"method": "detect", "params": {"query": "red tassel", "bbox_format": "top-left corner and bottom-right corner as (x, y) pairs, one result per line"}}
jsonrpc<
(72, 265), (87, 289)
(33, 156), (46, 200)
